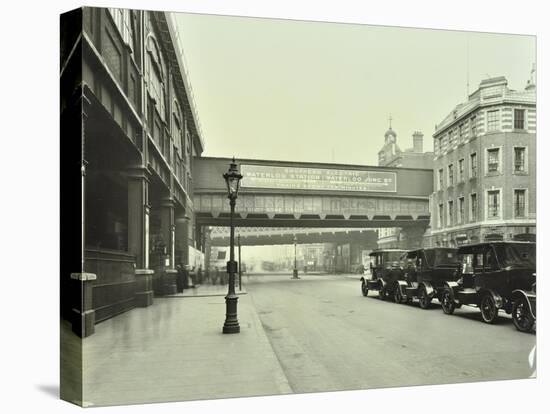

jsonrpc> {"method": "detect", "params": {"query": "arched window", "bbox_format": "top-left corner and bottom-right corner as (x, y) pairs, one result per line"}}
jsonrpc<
(146, 36), (165, 120)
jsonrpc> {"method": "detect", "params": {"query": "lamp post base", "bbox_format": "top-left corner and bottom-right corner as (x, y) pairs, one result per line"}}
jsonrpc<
(222, 294), (240, 334)
(292, 269), (300, 279)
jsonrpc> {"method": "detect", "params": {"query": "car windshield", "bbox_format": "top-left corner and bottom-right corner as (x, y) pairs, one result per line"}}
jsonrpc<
(494, 243), (536, 268)
(424, 249), (459, 266)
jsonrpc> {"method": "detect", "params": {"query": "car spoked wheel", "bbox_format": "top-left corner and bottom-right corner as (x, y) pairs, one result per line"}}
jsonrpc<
(480, 294), (498, 324)
(418, 285), (432, 309)
(361, 281), (369, 297)
(512, 297), (534, 333)
(441, 288), (455, 315)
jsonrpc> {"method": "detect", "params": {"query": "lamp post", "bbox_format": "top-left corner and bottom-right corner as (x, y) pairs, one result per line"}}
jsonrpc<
(292, 235), (300, 279)
(222, 157), (243, 334)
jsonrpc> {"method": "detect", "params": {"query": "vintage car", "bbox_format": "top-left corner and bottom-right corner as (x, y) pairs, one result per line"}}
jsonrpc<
(360, 249), (406, 300)
(395, 248), (461, 308)
(440, 241), (536, 332)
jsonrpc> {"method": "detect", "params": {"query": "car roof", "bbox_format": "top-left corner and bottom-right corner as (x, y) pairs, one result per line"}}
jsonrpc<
(369, 249), (406, 256)
(406, 247), (457, 254)
(457, 241), (535, 253)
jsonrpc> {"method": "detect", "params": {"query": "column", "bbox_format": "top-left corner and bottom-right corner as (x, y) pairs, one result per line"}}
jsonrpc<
(127, 166), (154, 307)
(175, 214), (190, 291)
(175, 215), (190, 267)
(160, 197), (177, 294)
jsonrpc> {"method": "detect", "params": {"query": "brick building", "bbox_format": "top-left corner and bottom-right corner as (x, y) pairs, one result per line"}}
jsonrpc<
(424, 73), (536, 247)
(377, 125), (434, 248)
(61, 7), (206, 336)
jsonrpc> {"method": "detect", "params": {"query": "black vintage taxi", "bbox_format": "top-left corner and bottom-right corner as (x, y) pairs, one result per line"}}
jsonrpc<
(439, 241), (536, 331)
(360, 249), (406, 300)
(395, 247), (461, 308)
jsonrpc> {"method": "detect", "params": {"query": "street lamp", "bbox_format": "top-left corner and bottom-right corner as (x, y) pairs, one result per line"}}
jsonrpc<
(222, 157), (243, 334)
(292, 235), (300, 279)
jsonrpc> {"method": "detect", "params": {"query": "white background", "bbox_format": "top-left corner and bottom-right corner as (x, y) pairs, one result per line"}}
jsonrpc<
(1, 0), (547, 413)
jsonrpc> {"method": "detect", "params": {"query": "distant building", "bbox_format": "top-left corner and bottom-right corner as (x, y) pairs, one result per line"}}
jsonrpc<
(424, 73), (536, 247)
(377, 124), (434, 248)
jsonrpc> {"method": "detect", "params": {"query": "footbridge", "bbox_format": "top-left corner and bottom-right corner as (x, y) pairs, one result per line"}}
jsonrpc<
(193, 157), (433, 230)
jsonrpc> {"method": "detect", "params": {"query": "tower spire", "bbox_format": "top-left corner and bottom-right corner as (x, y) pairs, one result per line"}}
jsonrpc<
(388, 114), (393, 129)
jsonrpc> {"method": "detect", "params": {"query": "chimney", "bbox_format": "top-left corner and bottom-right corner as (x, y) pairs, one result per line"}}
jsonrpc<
(412, 131), (423, 153)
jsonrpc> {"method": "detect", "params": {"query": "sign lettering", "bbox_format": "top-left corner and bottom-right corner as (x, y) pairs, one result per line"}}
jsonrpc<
(241, 165), (397, 193)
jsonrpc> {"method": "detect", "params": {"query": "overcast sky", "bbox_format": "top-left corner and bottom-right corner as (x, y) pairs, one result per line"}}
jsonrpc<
(173, 12), (535, 166)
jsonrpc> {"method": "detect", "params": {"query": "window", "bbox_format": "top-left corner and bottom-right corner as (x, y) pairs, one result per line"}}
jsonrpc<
(470, 193), (478, 221)
(146, 37), (166, 121)
(487, 190), (501, 219)
(514, 189), (526, 217)
(487, 110), (499, 132)
(438, 136), (443, 155)
(470, 116), (477, 137)
(448, 200), (454, 226)
(438, 169), (444, 190)
(514, 109), (525, 130)
(458, 123), (464, 142)
(108, 8), (136, 54)
(448, 131), (453, 148)
(458, 159), (465, 182)
(458, 197), (465, 224)
(470, 153), (477, 177)
(448, 164), (454, 186)
(514, 147), (526, 172)
(438, 204), (444, 228)
(487, 148), (500, 173)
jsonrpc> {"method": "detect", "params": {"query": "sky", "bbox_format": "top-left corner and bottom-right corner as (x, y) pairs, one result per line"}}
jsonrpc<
(174, 12), (535, 167)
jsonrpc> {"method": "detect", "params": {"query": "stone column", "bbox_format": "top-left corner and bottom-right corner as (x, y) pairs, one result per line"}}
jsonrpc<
(160, 197), (177, 294)
(127, 166), (154, 307)
(175, 215), (190, 267)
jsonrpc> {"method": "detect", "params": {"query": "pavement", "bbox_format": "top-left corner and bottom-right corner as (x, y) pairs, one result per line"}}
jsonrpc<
(166, 284), (247, 297)
(61, 286), (291, 407)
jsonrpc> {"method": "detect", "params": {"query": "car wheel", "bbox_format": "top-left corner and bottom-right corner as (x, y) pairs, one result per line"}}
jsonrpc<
(394, 284), (404, 303)
(441, 288), (455, 315)
(480, 293), (499, 324)
(418, 285), (432, 309)
(361, 281), (369, 297)
(512, 297), (534, 333)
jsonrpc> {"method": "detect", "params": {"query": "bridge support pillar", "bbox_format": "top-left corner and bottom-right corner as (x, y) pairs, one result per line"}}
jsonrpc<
(399, 226), (428, 249)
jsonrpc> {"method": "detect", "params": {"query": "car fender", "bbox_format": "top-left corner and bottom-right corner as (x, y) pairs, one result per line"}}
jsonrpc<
(360, 276), (365, 283)
(443, 281), (459, 295)
(511, 289), (536, 319)
(420, 281), (435, 298)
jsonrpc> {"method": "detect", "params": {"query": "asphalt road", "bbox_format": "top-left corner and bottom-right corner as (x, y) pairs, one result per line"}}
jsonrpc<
(245, 273), (536, 393)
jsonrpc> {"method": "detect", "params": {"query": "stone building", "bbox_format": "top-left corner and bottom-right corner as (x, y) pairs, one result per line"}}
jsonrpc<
(376, 125), (434, 248)
(424, 73), (536, 247)
(61, 7), (206, 336)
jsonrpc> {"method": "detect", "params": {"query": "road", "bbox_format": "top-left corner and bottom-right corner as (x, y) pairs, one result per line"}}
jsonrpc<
(245, 273), (536, 393)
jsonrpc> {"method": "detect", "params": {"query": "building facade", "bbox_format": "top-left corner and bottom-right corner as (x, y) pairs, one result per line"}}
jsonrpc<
(377, 126), (434, 248)
(424, 75), (536, 247)
(61, 7), (205, 336)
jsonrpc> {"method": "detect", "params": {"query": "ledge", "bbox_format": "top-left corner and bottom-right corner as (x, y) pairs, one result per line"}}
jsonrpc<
(70, 272), (97, 281)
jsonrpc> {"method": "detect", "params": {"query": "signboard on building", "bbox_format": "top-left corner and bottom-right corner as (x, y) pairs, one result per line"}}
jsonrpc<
(241, 164), (397, 193)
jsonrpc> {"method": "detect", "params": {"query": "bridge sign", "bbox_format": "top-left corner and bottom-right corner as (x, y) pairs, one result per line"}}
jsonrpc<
(240, 164), (397, 193)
